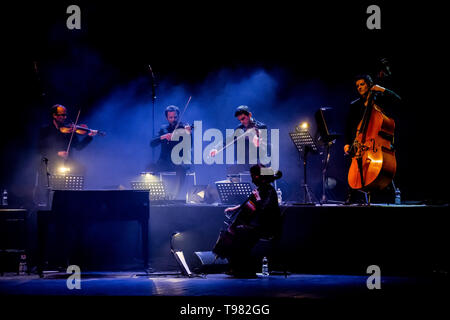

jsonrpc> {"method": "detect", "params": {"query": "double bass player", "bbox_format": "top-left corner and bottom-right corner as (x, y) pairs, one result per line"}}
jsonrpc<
(344, 74), (401, 204)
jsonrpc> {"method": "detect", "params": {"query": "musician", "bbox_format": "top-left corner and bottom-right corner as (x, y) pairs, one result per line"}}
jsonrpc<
(211, 105), (269, 176)
(213, 164), (282, 277)
(35, 104), (96, 206)
(38, 104), (96, 175)
(344, 75), (401, 203)
(149, 105), (192, 199)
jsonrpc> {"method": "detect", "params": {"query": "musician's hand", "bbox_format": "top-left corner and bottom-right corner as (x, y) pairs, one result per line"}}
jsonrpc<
(210, 149), (218, 157)
(224, 205), (239, 214)
(184, 125), (192, 134)
(252, 135), (260, 147)
(252, 189), (261, 201)
(88, 130), (98, 137)
(344, 144), (350, 155)
(57, 151), (68, 160)
(161, 133), (172, 141)
(371, 85), (385, 93)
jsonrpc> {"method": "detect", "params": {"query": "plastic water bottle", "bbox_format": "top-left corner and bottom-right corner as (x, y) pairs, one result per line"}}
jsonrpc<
(395, 188), (401, 205)
(276, 188), (282, 205)
(2, 189), (7, 206)
(262, 256), (269, 276)
(18, 254), (27, 275)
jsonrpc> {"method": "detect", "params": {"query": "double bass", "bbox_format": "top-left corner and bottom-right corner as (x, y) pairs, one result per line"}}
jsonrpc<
(347, 78), (397, 191)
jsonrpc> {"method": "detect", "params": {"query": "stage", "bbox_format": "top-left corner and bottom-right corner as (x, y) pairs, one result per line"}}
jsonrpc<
(1, 193), (448, 316)
(150, 202), (449, 276)
(13, 192), (446, 277)
(0, 271), (447, 316)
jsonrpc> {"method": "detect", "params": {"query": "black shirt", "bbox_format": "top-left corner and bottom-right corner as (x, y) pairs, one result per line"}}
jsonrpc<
(344, 89), (401, 146)
(150, 122), (191, 164)
(38, 123), (93, 173)
(238, 183), (282, 239)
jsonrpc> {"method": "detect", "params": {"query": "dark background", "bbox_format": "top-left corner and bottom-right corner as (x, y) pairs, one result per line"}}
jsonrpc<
(1, 1), (448, 206)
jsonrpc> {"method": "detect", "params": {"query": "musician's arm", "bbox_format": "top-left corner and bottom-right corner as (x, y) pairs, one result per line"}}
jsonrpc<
(150, 127), (166, 147)
(372, 85), (401, 101)
(255, 124), (269, 149)
(372, 85), (402, 118)
(383, 88), (402, 101)
(73, 134), (93, 150)
(344, 100), (360, 150)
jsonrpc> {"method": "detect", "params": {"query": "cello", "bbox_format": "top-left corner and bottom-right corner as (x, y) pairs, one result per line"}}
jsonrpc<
(347, 72), (397, 192)
(212, 195), (256, 259)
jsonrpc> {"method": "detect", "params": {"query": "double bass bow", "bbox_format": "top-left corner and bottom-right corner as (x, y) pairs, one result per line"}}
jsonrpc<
(347, 62), (397, 191)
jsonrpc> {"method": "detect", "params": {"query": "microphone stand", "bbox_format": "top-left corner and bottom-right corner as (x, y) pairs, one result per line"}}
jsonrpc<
(43, 157), (51, 208)
(149, 65), (157, 163)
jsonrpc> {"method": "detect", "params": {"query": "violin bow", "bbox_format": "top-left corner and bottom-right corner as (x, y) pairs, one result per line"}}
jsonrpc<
(65, 109), (81, 158)
(174, 96), (192, 130)
(211, 126), (259, 158)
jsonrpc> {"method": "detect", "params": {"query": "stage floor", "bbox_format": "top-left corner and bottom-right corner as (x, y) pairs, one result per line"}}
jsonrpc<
(0, 271), (447, 316)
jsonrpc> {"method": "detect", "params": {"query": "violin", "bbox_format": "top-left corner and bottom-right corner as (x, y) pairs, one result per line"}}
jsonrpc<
(60, 123), (106, 136)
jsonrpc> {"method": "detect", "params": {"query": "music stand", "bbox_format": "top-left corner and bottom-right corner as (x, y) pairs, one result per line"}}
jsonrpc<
(315, 107), (341, 204)
(215, 182), (252, 205)
(130, 181), (167, 200)
(49, 175), (84, 191)
(289, 128), (318, 204)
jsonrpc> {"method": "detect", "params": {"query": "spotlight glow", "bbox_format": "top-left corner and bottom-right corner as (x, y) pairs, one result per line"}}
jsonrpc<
(300, 122), (309, 129)
(58, 166), (71, 174)
(140, 172), (158, 182)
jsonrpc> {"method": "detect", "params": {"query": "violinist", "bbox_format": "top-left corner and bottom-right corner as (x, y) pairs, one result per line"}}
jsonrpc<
(149, 105), (192, 199)
(38, 104), (97, 175)
(210, 105), (269, 177)
(344, 75), (401, 203)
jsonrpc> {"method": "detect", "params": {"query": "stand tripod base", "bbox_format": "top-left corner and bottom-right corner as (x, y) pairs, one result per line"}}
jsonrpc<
(345, 189), (371, 206)
(301, 184), (316, 204)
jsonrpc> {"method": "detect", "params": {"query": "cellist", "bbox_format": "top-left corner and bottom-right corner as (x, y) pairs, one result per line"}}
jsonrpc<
(344, 75), (401, 204)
